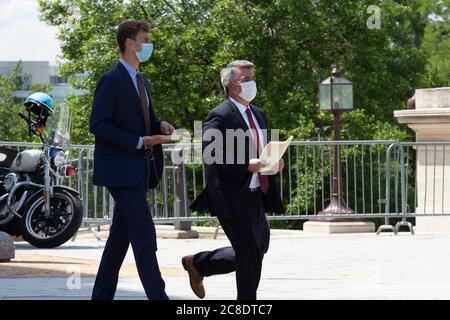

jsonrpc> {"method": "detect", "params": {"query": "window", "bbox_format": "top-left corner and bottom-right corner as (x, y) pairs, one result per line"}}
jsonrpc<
(50, 75), (68, 85)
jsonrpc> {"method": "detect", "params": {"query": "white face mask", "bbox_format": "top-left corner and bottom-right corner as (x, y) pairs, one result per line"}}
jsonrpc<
(237, 80), (257, 102)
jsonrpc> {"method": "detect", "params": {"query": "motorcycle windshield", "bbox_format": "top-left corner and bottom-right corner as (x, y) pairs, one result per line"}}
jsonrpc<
(48, 101), (71, 148)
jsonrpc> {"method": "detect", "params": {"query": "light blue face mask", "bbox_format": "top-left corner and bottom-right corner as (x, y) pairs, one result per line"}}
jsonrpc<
(135, 42), (153, 63)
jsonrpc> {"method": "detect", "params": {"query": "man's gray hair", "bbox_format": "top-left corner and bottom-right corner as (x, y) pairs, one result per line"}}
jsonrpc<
(220, 60), (255, 93)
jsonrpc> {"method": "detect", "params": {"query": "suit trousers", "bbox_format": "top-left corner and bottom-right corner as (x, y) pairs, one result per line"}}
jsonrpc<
(193, 190), (270, 300)
(91, 179), (168, 300)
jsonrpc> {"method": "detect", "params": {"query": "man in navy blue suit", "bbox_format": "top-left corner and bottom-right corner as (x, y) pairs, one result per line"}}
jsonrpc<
(90, 20), (175, 300)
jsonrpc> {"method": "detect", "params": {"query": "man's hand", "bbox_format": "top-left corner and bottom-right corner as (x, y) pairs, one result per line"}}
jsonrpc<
(143, 136), (167, 146)
(160, 121), (176, 135)
(269, 159), (284, 173)
(248, 159), (267, 172)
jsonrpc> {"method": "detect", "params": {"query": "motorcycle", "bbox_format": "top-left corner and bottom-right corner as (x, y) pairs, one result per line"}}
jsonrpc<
(0, 93), (83, 248)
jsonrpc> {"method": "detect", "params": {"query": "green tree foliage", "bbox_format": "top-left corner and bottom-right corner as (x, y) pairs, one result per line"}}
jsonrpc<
(37, 0), (446, 145)
(32, 0), (448, 229)
(0, 62), (52, 142)
(420, 0), (450, 86)
(0, 63), (26, 141)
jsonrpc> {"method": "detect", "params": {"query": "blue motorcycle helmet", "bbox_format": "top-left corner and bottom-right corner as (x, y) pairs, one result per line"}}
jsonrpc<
(22, 92), (55, 134)
(24, 92), (54, 116)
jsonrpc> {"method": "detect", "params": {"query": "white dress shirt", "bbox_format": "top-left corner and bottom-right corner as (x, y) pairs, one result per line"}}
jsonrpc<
(119, 58), (148, 149)
(229, 97), (265, 189)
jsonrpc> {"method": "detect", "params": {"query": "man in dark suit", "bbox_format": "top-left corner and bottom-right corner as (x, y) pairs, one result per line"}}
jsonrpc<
(89, 20), (175, 300)
(184, 60), (285, 300)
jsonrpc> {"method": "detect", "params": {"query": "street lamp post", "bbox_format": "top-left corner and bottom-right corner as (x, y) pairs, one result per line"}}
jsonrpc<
(319, 66), (354, 215)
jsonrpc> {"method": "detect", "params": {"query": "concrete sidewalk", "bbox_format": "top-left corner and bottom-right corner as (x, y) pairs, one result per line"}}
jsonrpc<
(2, 227), (450, 300)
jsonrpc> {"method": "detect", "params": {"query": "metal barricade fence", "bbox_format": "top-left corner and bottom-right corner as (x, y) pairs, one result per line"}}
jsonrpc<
(73, 140), (398, 225)
(377, 142), (450, 234)
(271, 140), (396, 219)
(2, 140), (449, 233)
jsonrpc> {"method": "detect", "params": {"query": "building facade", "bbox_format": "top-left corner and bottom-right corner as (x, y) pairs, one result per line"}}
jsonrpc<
(0, 61), (83, 102)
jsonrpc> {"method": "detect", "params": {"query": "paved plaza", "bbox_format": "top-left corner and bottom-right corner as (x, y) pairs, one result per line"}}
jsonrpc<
(1, 226), (450, 300)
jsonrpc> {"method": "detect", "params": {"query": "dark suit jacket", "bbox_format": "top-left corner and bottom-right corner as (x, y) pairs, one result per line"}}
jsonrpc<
(190, 98), (284, 220)
(89, 62), (163, 188)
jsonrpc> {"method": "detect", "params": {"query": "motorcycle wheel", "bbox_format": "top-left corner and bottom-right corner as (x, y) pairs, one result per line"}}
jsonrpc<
(20, 190), (83, 248)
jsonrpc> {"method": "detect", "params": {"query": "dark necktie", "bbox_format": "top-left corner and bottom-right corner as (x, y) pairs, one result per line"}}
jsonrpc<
(136, 73), (152, 136)
(245, 107), (269, 193)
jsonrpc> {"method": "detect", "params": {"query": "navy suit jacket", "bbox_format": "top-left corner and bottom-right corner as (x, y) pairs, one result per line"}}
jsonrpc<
(89, 62), (163, 188)
(190, 98), (284, 220)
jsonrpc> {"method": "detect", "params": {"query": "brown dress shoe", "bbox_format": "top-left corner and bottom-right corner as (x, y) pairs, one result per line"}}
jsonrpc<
(182, 255), (205, 299)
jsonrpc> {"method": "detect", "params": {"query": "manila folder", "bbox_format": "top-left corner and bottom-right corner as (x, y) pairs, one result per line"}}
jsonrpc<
(258, 136), (293, 173)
